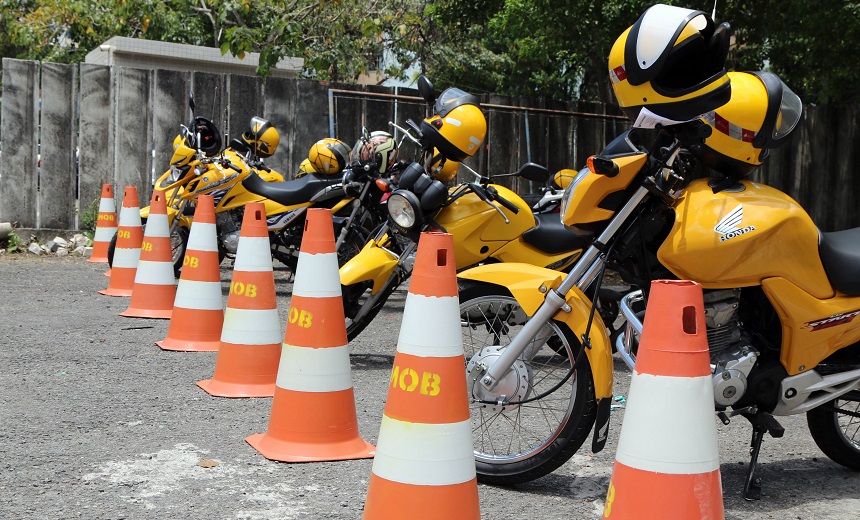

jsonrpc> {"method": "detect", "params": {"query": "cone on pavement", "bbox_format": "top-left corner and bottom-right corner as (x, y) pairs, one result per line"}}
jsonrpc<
(157, 195), (223, 351)
(362, 231), (480, 519)
(602, 279), (723, 520)
(197, 202), (281, 397)
(119, 191), (177, 318)
(89, 183), (117, 264)
(99, 186), (142, 297)
(246, 208), (375, 462)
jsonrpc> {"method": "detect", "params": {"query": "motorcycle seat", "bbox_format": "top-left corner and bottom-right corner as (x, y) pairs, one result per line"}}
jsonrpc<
(522, 213), (593, 255)
(819, 227), (860, 296)
(242, 170), (341, 207)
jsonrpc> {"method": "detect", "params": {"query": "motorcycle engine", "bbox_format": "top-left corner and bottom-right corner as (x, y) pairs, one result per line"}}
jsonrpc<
(216, 210), (243, 255)
(704, 289), (759, 407)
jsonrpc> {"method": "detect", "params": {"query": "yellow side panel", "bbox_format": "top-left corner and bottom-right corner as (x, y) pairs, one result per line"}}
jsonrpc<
(660, 180), (833, 299)
(563, 153), (646, 225)
(339, 239), (399, 294)
(762, 277), (860, 375)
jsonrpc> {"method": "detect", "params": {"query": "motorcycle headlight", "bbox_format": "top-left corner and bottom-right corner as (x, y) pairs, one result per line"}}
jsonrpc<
(559, 166), (590, 226)
(387, 190), (422, 229)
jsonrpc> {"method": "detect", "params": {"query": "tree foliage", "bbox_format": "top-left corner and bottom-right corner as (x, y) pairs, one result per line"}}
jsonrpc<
(1, 0), (857, 104)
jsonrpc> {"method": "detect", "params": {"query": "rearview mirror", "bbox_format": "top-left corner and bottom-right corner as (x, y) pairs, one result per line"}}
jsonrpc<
(417, 75), (435, 104)
(517, 162), (549, 183)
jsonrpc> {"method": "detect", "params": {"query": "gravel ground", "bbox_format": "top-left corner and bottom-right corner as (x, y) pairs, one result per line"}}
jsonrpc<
(0, 254), (858, 519)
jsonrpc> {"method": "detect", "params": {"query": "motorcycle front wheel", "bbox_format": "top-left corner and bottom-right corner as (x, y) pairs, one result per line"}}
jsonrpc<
(459, 282), (598, 485)
(806, 392), (860, 470)
(107, 220), (189, 277)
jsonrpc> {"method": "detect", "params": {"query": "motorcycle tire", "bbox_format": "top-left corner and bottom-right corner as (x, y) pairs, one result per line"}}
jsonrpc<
(458, 281), (598, 484)
(106, 220), (190, 278)
(806, 392), (860, 470)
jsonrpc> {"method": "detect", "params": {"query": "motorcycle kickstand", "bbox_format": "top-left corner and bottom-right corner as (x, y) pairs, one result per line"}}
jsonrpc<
(740, 411), (785, 501)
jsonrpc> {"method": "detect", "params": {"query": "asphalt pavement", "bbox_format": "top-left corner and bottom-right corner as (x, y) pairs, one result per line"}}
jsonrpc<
(0, 254), (858, 519)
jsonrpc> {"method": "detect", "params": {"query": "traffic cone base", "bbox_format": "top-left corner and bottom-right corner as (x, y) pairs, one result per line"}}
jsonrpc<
(196, 307), (282, 397)
(156, 307), (223, 351)
(246, 208), (373, 462)
(245, 387), (374, 462)
(604, 463), (722, 518)
(157, 280), (224, 351)
(119, 258), (177, 318)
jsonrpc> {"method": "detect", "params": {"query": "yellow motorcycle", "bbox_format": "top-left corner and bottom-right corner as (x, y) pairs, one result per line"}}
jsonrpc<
(109, 112), (378, 275)
(454, 15), (853, 497)
(339, 77), (591, 340)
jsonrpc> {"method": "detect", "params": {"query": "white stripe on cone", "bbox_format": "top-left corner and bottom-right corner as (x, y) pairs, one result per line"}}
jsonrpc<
(615, 372), (720, 474)
(119, 206), (141, 224)
(371, 416), (475, 485)
(94, 226), (117, 241)
(132, 260), (176, 285)
(275, 344), (353, 392)
(113, 248), (141, 268)
(143, 214), (170, 237)
(233, 237), (274, 272)
(292, 251), (341, 298)
(98, 198), (116, 212)
(220, 308), (282, 345)
(186, 222), (218, 251)
(397, 293), (463, 357)
(173, 280), (224, 310)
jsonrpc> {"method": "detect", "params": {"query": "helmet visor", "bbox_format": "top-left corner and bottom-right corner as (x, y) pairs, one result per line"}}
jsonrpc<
(773, 83), (803, 141)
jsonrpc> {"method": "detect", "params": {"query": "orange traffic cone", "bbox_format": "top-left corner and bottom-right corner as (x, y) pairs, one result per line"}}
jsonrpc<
(89, 183), (117, 264)
(119, 191), (177, 319)
(602, 280), (723, 519)
(157, 195), (224, 351)
(362, 232), (480, 519)
(197, 202), (281, 397)
(99, 186), (142, 297)
(245, 208), (375, 462)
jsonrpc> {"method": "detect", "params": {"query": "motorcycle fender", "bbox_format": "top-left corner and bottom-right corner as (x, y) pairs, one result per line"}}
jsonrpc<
(339, 240), (399, 294)
(458, 263), (613, 400)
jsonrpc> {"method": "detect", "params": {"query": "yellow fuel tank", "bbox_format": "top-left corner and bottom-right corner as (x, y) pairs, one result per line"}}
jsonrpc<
(658, 179), (833, 299)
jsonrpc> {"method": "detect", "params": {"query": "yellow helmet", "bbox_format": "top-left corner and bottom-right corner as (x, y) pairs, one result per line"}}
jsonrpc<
(552, 169), (579, 189)
(308, 138), (351, 175)
(241, 116), (280, 158)
(295, 158), (316, 179)
(424, 151), (460, 182)
(691, 71), (803, 178)
(419, 87), (487, 161)
(608, 4), (731, 125)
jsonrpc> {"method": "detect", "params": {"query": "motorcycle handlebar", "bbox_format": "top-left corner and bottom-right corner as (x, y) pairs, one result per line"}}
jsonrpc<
(487, 186), (520, 214)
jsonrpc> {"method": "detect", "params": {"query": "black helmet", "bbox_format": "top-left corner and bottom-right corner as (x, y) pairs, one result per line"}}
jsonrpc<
(184, 116), (223, 157)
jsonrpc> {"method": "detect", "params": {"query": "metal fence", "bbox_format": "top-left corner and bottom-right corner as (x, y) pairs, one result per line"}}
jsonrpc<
(1, 57), (857, 232)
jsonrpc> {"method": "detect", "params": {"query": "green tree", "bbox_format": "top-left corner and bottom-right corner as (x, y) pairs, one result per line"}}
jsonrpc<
(0, 0), (211, 63)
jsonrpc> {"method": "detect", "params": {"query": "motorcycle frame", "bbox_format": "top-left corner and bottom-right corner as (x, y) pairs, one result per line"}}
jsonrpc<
(476, 149), (680, 392)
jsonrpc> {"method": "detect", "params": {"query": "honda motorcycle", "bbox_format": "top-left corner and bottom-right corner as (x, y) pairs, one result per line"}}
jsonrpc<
(456, 88), (860, 502)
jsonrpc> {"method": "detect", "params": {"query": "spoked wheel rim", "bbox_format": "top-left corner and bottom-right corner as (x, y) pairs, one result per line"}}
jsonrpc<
(833, 398), (860, 451)
(460, 294), (578, 465)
